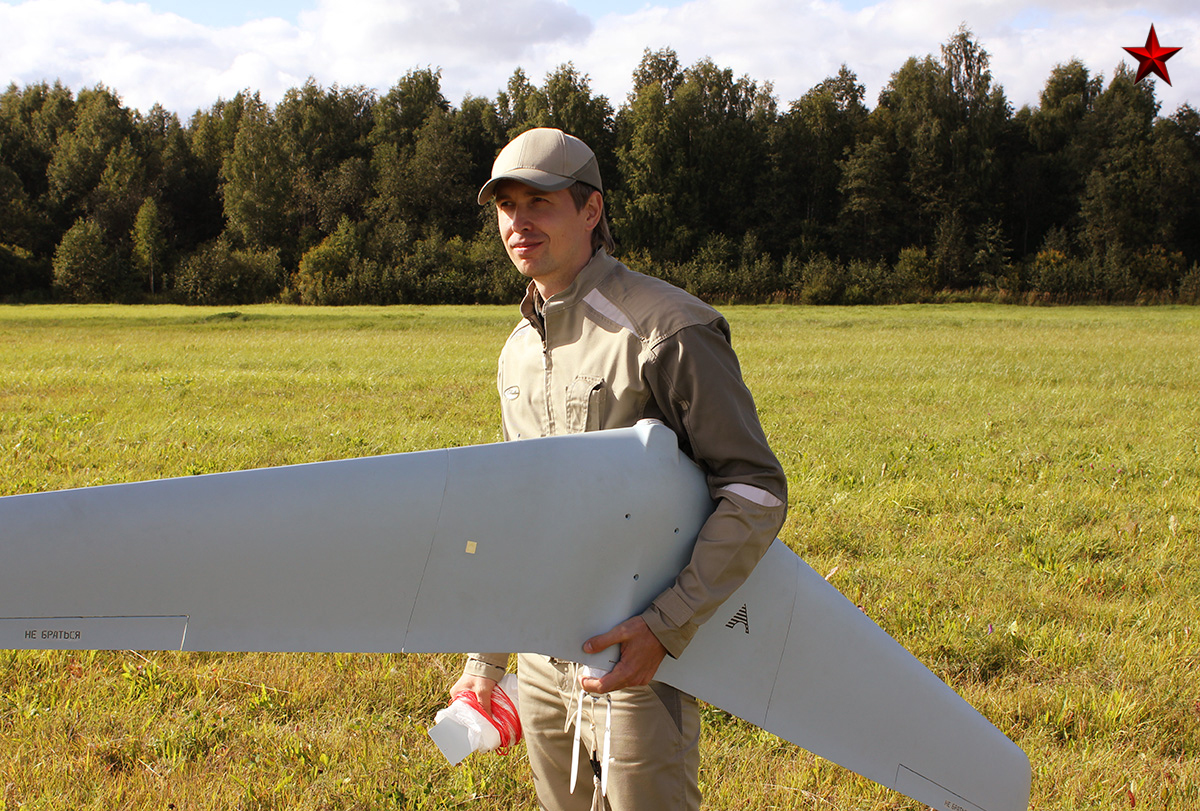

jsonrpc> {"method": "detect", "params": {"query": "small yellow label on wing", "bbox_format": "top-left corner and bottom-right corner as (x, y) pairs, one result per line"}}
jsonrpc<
(465, 541), (477, 554)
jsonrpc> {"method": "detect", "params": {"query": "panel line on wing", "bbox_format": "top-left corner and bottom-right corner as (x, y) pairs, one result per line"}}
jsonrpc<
(894, 765), (988, 811)
(399, 449), (453, 648)
(759, 542), (803, 727)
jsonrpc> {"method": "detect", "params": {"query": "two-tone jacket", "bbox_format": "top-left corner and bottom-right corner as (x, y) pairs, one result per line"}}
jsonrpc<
(466, 249), (787, 680)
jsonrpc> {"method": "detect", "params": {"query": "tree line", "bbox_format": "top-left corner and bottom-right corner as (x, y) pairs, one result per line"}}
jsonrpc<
(3, 28), (1199, 306)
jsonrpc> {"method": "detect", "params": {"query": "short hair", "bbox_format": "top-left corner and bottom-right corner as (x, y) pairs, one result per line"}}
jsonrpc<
(568, 182), (616, 256)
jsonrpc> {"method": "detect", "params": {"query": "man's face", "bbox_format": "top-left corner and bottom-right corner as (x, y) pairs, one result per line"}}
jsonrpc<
(494, 180), (600, 298)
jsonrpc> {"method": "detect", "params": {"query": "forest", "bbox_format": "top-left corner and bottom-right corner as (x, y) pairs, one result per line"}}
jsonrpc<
(2, 28), (1199, 306)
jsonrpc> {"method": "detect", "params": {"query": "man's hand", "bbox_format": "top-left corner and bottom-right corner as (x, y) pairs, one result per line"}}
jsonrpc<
(580, 616), (668, 693)
(449, 672), (498, 714)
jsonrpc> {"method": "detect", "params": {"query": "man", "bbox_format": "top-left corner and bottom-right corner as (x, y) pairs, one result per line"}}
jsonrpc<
(450, 127), (787, 810)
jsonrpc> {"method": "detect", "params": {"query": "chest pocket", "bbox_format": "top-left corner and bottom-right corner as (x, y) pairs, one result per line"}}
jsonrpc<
(565, 375), (607, 434)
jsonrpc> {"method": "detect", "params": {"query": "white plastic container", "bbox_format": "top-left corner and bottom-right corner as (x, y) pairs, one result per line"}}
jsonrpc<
(428, 673), (520, 765)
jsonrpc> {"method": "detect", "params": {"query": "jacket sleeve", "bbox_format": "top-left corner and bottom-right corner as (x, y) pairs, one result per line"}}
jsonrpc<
(463, 652), (510, 680)
(639, 317), (788, 658)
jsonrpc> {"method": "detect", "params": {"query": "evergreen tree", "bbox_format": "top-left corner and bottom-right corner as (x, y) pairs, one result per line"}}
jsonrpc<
(0, 81), (75, 219)
(497, 68), (544, 138)
(220, 95), (291, 259)
(45, 85), (133, 230)
(868, 27), (1012, 284)
(538, 64), (615, 169)
(617, 52), (775, 261)
(132, 197), (167, 295)
(615, 50), (692, 259)
(453, 94), (505, 188)
(1077, 64), (1199, 294)
(139, 103), (216, 257)
(91, 136), (148, 242)
(186, 94), (254, 249)
(367, 67), (478, 274)
(1014, 59), (1103, 257)
(1078, 63), (1160, 263)
(838, 135), (903, 260)
(0, 164), (47, 258)
(52, 217), (123, 302)
(1155, 105), (1200, 265)
(274, 80), (375, 245)
(2, 38), (1197, 303)
(771, 65), (868, 257)
(374, 68), (450, 152)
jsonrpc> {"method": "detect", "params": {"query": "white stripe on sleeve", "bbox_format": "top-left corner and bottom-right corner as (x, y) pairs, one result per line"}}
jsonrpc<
(715, 483), (784, 508)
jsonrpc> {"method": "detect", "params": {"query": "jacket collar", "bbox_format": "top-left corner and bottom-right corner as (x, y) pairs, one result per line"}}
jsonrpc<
(519, 249), (617, 324)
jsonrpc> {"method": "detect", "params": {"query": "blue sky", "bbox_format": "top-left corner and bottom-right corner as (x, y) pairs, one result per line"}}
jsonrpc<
(1, 0), (1196, 116)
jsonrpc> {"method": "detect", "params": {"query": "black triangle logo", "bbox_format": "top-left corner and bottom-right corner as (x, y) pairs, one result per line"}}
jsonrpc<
(725, 603), (750, 634)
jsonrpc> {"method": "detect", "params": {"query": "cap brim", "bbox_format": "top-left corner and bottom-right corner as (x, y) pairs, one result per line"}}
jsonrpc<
(477, 169), (576, 205)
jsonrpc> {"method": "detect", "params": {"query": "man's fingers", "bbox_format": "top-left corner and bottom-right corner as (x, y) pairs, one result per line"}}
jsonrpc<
(579, 617), (667, 694)
(583, 631), (617, 655)
(580, 667), (622, 694)
(584, 619), (635, 654)
(450, 673), (498, 714)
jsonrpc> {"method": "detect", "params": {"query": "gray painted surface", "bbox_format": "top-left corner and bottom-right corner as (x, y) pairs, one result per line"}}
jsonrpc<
(0, 422), (1029, 810)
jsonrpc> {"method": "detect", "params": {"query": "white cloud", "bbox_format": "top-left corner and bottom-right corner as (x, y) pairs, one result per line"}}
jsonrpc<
(300, 0), (592, 98)
(0, 0), (1195, 117)
(561, 0), (1197, 112)
(0, 0), (314, 111)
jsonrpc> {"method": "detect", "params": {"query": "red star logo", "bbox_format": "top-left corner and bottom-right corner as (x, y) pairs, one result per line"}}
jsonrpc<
(1123, 24), (1182, 86)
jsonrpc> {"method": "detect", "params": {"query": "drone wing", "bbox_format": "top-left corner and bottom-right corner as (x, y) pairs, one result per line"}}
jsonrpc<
(0, 421), (1028, 811)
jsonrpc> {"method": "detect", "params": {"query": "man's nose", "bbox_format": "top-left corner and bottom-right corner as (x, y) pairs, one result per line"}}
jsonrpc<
(510, 206), (533, 231)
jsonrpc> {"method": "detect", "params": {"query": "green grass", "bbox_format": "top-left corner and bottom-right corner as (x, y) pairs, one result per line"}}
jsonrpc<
(2, 303), (1199, 810)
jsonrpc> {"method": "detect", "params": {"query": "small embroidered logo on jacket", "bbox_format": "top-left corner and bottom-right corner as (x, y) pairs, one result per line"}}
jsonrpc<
(504, 386), (520, 400)
(725, 604), (750, 634)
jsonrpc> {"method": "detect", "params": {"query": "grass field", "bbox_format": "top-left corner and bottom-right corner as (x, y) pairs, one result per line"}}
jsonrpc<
(1, 303), (1198, 810)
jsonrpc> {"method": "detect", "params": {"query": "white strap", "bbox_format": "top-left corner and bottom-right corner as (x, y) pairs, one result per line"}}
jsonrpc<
(600, 693), (612, 796)
(569, 684), (584, 794)
(570, 665), (614, 799)
(587, 693), (612, 804)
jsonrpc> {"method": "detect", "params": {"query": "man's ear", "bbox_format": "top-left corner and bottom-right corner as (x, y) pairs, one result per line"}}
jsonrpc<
(585, 190), (604, 229)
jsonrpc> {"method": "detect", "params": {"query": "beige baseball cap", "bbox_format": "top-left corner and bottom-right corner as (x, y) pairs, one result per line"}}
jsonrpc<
(477, 127), (603, 205)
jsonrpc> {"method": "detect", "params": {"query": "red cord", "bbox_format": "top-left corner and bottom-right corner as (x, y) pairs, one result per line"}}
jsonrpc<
(449, 684), (522, 755)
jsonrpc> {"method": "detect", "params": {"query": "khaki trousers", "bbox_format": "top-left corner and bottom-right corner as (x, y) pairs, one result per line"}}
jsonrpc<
(517, 653), (701, 811)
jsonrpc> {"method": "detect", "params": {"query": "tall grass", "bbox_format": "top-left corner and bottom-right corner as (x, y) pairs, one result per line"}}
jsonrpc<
(2, 304), (1198, 810)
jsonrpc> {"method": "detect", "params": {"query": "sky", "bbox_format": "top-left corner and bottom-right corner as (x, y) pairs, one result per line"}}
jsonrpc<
(0, 0), (1196, 118)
